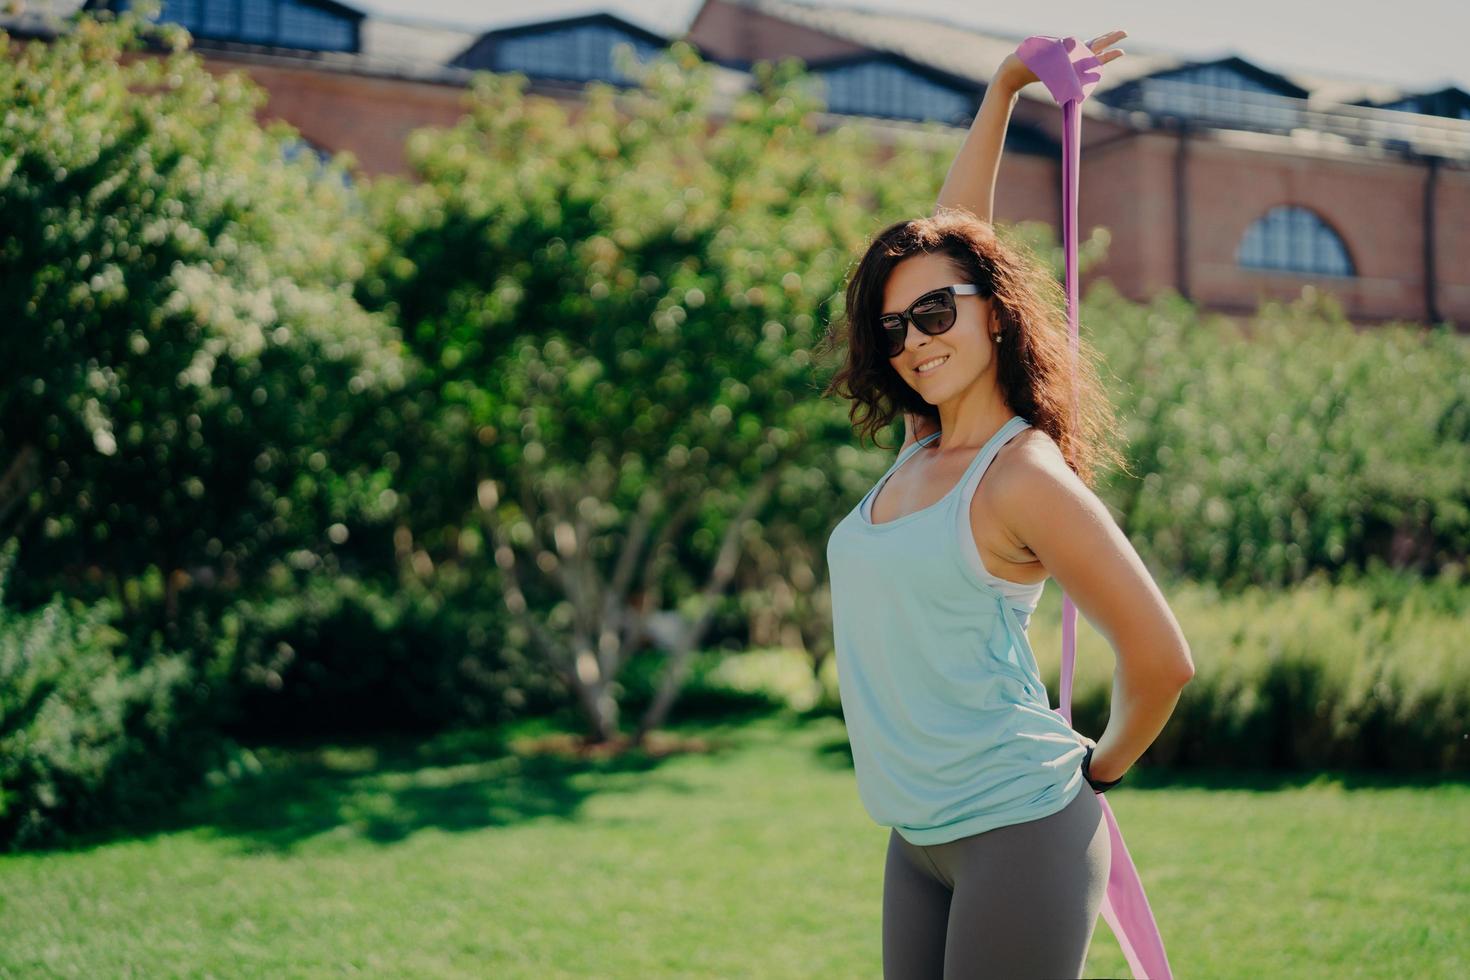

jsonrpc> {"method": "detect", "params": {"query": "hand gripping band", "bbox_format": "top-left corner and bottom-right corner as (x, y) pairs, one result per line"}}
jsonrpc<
(1016, 34), (1175, 980)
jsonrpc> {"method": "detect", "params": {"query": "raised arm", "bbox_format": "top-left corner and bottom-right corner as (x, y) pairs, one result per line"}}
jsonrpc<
(934, 61), (1026, 224)
(906, 32), (1127, 453)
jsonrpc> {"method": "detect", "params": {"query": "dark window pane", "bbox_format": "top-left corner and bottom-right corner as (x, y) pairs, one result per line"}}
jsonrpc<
(144, 0), (355, 51)
(491, 25), (659, 83)
(239, 0), (274, 42)
(277, 0), (355, 51)
(817, 60), (971, 123)
(199, 0), (239, 37)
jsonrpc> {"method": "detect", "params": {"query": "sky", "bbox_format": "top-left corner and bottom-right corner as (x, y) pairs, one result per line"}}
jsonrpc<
(345, 0), (1470, 93)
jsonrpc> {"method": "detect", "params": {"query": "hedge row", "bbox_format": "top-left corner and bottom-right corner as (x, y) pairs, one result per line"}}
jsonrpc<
(703, 564), (1468, 773)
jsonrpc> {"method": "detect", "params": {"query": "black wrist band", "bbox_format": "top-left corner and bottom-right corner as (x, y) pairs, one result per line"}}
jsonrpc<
(1082, 744), (1124, 793)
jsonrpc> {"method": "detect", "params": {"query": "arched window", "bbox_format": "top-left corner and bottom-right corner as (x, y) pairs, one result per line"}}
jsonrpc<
(1236, 205), (1354, 278)
(814, 60), (974, 124)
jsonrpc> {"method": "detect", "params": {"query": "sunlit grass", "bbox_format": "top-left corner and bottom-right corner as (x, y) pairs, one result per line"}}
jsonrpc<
(1, 696), (1465, 978)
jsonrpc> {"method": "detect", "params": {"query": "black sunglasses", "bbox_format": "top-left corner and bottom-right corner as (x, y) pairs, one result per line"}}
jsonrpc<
(876, 283), (980, 358)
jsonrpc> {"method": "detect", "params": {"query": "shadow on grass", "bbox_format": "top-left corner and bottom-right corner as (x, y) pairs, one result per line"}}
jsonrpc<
(31, 683), (1467, 857)
(52, 687), (798, 856)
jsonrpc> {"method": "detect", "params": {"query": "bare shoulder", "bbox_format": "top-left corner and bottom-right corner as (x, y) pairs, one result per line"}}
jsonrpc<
(996, 426), (1070, 484)
(987, 426), (1093, 526)
(974, 426), (1074, 555)
(989, 424), (1195, 681)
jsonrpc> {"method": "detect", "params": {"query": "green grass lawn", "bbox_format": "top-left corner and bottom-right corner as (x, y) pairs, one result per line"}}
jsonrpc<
(1, 703), (1466, 978)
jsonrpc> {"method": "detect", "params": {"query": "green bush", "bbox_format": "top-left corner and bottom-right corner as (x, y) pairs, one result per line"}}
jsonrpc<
(1026, 568), (1469, 772)
(0, 541), (233, 851)
(219, 572), (560, 739)
(1085, 283), (1470, 588)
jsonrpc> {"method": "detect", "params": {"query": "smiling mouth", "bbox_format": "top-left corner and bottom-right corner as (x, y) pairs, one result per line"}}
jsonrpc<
(915, 355), (950, 375)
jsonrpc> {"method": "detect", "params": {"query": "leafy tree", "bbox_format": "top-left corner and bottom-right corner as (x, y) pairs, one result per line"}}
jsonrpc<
(360, 45), (974, 744)
(0, 8), (408, 619)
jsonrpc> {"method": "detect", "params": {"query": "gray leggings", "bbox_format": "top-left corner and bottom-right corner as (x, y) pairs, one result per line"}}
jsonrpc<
(882, 786), (1111, 979)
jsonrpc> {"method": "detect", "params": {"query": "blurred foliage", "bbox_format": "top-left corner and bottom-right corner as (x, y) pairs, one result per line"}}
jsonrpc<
(1047, 565), (1470, 772)
(0, 9), (413, 848)
(357, 46), (883, 569)
(220, 572), (562, 740)
(0, 9), (408, 610)
(1085, 283), (1470, 587)
(0, 539), (231, 851)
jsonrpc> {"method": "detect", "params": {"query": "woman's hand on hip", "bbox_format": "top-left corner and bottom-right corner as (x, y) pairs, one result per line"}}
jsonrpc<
(1078, 733), (1130, 785)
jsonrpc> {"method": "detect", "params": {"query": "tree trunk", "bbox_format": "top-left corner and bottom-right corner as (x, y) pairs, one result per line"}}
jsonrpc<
(632, 469), (780, 744)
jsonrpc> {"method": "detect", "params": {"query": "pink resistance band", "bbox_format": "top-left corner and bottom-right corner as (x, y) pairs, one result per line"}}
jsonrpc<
(1015, 35), (1175, 980)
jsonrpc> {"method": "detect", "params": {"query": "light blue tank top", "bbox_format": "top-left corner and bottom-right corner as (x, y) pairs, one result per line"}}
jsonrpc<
(826, 414), (1087, 845)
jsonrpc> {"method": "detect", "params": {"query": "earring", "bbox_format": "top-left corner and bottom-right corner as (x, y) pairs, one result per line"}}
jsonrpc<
(993, 332), (1001, 342)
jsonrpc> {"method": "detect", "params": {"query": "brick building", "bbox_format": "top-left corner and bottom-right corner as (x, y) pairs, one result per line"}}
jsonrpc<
(5, 0), (1468, 326)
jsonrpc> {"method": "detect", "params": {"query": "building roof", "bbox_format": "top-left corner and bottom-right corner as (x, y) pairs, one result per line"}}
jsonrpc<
(20, 3), (715, 93)
(695, 0), (1124, 122)
(699, 1), (1470, 135)
(6, 0), (1468, 158)
(5, 0), (1461, 110)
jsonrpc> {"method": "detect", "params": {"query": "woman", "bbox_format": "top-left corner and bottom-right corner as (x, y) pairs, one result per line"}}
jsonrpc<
(821, 31), (1195, 979)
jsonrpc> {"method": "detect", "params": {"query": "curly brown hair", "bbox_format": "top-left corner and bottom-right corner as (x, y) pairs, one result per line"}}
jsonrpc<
(816, 207), (1129, 490)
